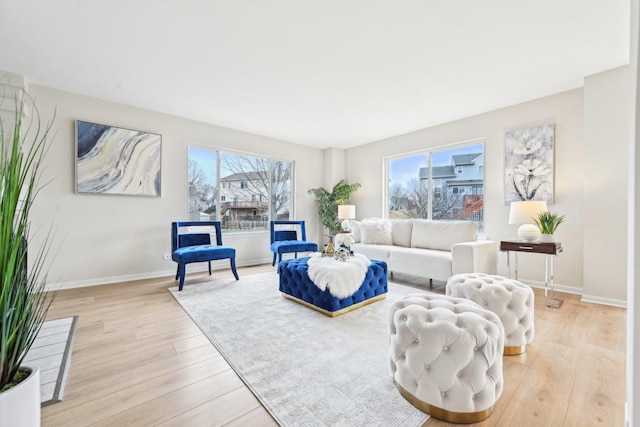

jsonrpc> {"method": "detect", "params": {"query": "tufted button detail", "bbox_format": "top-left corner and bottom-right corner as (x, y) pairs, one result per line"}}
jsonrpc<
(441, 391), (446, 397)
(443, 346), (449, 351)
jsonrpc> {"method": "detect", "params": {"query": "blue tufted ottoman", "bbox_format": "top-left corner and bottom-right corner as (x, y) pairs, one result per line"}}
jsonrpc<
(278, 257), (388, 317)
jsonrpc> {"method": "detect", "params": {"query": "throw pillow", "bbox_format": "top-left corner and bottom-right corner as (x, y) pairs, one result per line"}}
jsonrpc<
(360, 220), (393, 245)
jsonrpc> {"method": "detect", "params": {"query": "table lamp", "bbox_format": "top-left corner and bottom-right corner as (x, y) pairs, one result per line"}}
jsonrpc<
(338, 205), (356, 231)
(509, 200), (548, 242)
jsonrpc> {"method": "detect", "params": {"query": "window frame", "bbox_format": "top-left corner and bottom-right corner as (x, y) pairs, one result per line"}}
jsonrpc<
(384, 139), (486, 233)
(187, 145), (294, 233)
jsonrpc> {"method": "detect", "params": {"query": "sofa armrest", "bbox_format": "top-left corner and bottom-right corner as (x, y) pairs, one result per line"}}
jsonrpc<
(451, 240), (498, 275)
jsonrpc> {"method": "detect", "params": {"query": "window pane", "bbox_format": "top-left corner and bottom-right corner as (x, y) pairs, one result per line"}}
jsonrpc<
(271, 160), (292, 220)
(386, 141), (485, 233)
(431, 143), (484, 233)
(388, 154), (428, 219)
(220, 152), (270, 231)
(187, 147), (217, 221)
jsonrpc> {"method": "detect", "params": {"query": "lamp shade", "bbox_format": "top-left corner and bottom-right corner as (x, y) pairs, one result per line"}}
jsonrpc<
(337, 205), (356, 219)
(508, 201), (548, 225)
(509, 200), (548, 242)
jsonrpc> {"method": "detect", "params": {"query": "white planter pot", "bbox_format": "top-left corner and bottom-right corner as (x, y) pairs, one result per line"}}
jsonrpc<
(0, 366), (41, 427)
(538, 234), (557, 243)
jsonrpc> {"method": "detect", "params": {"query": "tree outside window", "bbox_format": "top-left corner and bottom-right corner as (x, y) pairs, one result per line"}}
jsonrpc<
(187, 147), (292, 231)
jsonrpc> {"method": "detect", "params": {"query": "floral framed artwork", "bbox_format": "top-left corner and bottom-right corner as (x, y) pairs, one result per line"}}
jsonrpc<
(504, 123), (554, 205)
(75, 120), (162, 197)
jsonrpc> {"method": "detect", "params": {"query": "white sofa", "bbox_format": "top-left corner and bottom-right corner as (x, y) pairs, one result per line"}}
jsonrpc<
(349, 219), (497, 282)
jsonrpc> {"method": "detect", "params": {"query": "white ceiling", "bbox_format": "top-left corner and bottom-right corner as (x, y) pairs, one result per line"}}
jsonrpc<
(0, 1), (630, 149)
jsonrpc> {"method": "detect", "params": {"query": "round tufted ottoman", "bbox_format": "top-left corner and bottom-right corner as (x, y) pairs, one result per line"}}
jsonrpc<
(446, 273), (535, 355)
(389, 293), (504, 423)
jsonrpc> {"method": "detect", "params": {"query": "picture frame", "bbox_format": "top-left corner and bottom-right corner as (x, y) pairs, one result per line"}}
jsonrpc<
(504, 123), (554, 205)
(75, 120), (162, 197)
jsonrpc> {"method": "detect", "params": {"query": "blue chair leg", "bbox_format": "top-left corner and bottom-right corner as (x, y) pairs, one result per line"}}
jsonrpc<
(278, 253), (283, 265)
(294, 252), (298, 259)
(230, 258), (239, 280)
(178, 263), (186, 291)
(175, 264), (180, 280)
(208, 261), (212, 276)
(272, 252), (277, 267)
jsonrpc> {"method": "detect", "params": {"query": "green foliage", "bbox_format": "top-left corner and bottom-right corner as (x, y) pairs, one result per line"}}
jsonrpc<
(0, 95), (55, 391)
(534, 211), (565, 234)
(307, 180), (361, 236)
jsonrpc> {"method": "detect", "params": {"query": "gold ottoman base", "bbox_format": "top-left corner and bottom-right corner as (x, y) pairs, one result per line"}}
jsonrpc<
(504, 344), (527, 356)
(395, 381), (494, 424)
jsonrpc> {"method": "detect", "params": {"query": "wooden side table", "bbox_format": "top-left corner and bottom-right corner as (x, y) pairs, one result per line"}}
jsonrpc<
(500, 240), (564, 308)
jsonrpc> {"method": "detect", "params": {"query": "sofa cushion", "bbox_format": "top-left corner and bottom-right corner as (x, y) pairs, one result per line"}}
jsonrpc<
(388, 247), (453, 282)
(411, 220), (477, 251)
(351, 243), (393, 263)
(349, 220), (362, 242)
(360, 220), (393, 245)
(390, 220), (413, 247)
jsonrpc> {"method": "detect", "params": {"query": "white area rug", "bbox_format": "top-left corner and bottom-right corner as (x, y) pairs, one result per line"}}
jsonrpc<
(169, 273), (429, 426)
(24, 316), (78, 406)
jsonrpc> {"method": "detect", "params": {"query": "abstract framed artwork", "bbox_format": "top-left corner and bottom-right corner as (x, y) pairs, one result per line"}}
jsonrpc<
(504, 123), (554, 205)
(75, 120), (161, 197)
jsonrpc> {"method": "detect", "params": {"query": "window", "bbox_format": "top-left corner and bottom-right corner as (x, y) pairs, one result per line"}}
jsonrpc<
(187, 147), (293, 231)
(386, 140), (485, 233)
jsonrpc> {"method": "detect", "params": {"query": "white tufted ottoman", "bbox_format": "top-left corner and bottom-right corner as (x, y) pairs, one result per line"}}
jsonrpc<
(446, 273), (535, 355)
(389, 293), (504, 423)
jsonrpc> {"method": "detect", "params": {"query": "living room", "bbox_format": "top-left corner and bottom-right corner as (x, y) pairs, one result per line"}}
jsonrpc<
(1, 1), (639, 426)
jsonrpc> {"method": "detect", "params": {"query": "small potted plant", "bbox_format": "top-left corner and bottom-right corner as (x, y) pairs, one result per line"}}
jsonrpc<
(534, 211), (565, 243)
(307, 179), (361, 244)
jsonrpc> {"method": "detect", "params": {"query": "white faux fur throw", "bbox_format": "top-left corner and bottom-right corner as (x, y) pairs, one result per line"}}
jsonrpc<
(307, 253), (371, 299)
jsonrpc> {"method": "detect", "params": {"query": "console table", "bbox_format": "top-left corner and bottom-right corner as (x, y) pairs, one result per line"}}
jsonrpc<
(500, 240), (564, 308)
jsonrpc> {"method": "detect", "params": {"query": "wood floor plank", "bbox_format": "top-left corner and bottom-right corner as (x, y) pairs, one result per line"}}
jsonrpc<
(91, 368), (245, 426)
(43, 355), (230, 426)
(40, 266), (625, 427)
(156, 387), (263, 427)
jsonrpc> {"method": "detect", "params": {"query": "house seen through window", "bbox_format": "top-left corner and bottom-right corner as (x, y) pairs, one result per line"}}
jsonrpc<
(188, 147), (293, 231)
(386, 140), (485, 233)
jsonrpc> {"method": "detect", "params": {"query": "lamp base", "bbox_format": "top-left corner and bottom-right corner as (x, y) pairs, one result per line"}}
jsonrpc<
(517, 224), (540, 242)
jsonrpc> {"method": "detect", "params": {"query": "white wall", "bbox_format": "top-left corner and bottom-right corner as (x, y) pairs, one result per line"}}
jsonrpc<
(627, 0), (639, 422)
(583, 66), (630, 304)
(26, 84), (324, 288)
(346, 73), (630, 305)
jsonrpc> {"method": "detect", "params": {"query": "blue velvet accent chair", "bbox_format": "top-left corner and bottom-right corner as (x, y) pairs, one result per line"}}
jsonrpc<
(270, 220), (318, 267)
(171, 221), (239, 291)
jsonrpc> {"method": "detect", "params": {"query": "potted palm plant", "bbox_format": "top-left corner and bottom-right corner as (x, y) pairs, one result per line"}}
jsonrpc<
(307, 179), (361, 247)
(534, 211), (565, 243)
(0, 93), (55, 426)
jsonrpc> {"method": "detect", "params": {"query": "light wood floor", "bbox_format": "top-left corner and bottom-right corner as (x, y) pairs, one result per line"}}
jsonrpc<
(42, 265), (626, 427)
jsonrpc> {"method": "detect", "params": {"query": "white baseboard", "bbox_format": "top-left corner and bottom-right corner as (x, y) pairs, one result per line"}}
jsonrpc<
(580, 294), (627, 308)
(46, 257), (273, 291)
(516, 278), (627, 308)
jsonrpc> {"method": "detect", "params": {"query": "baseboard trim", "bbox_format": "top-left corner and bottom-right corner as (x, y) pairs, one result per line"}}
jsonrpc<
(516, 278), (626, 308)
(580, 294), (627, 308)
(46, 257), (273, 291)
